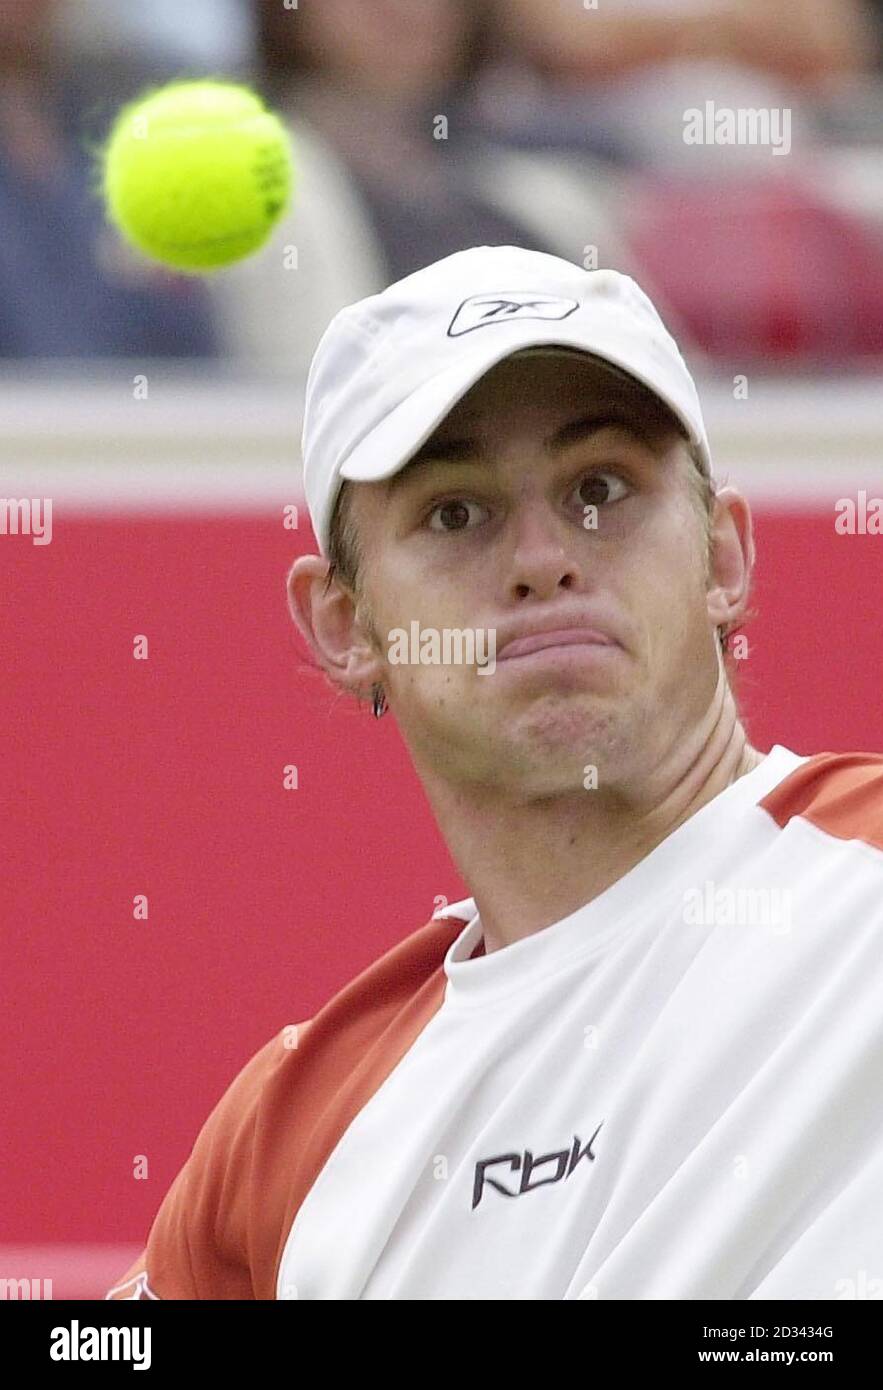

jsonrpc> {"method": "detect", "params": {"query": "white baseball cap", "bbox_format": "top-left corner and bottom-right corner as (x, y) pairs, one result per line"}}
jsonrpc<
(301, 245), (711, 557)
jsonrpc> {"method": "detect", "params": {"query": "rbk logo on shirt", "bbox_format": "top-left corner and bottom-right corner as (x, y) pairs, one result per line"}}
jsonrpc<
(472, 1122), (603, 1209)
(448, 292), (579, 337)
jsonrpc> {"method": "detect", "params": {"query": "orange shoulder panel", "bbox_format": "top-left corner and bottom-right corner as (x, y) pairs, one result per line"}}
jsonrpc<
(759, 750), (883, 853)
(105, 913), (465, 1299)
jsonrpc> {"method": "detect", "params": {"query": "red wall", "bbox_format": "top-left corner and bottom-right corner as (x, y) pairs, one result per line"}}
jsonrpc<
(2, 510), (881, 1259)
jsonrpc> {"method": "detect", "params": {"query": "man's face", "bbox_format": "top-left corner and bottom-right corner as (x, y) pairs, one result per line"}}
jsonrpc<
(343, 350), (731, 796)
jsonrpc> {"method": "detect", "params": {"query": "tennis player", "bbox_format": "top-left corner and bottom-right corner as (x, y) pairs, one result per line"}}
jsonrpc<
(107, 246), (883, 1301)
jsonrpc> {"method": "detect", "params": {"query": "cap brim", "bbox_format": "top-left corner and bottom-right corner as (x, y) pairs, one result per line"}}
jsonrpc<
(339, 327), (708, 486)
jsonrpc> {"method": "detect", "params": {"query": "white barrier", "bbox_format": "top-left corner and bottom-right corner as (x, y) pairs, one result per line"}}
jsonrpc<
(1, 367), (880, 510)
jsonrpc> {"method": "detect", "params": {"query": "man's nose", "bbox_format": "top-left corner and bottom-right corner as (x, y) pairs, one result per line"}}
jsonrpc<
(503, 500), (581, 599)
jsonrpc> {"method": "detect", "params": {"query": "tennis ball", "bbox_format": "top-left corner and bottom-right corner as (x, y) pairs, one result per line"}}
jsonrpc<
(101, 80), (294, 273)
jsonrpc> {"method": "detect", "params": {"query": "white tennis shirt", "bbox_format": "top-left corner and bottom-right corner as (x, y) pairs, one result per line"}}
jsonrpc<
(107, 743), (883, 1301)
(277, 744), (883, 1299)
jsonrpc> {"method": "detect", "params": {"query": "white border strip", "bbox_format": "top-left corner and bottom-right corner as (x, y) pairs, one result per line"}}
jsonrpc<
(2, 372), (881, 511)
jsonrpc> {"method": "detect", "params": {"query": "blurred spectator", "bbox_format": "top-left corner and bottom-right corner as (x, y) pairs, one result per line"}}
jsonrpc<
(254, 0), (551, 284)
(54, 0), (253, 76)
(497, 0), (877, 90)
(469, 0), (883, 366)
(209, 0), (623, 374)
(0, 0), (217, 359)
(470, 0), (881, 168)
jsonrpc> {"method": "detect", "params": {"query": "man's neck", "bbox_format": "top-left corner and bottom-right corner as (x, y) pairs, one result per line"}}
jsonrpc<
(419, 679), (765, 956)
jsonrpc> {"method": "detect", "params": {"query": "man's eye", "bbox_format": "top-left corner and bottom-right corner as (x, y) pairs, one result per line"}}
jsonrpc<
(574, 471), (629, 508)
(425, 498), (487, 532)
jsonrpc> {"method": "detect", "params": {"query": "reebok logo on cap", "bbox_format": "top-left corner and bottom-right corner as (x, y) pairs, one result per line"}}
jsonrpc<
(448, 292), (579, 337)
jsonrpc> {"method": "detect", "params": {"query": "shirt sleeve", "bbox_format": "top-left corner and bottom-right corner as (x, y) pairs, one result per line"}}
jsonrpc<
(105, 1026), (301, 1300)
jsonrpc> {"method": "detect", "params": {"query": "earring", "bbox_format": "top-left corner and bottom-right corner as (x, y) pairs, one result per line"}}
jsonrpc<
(371, 683), (388, 719)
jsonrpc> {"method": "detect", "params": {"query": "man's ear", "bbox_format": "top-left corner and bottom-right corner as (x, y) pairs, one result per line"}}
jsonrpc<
(705, 486), (755, 634)
(287, 554), (385, 696)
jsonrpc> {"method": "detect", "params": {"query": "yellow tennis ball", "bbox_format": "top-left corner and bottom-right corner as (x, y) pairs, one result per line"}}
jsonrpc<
(101, 80), (294, 273)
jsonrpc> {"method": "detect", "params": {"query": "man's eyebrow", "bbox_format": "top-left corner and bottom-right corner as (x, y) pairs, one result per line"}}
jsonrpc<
(386, 410), (662, 495)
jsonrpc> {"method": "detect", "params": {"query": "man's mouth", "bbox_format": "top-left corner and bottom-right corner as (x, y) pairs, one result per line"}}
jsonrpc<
(497, 629), (616, 661)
